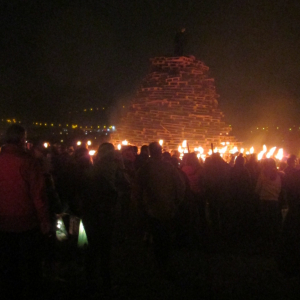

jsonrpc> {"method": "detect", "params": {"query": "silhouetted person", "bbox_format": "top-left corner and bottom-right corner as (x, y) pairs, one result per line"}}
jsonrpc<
(162, 151), (172, 163)
(277, 168), (300, 277)
(134, 145), (149, 171)
(227, 155), (253, 240)
(69, 147), (92, 216)
(82, 143), (118, 296)
(285, 156), (297, 177)
(255, 158), (282, 245)
(174, 28), (187, 56)
(31, 143), (62, 278)
(181, 153), (206, 242)
(132, 142), (185, 270)
(245, 154), (261, 194)
(204, 153), (230, 236)
(0, 124), (50, 300)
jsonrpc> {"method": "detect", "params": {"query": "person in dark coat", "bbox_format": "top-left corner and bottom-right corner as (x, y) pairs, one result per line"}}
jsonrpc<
(174, 28), (187, 56)
(81, 143), (118, 295)
(255, 158), (282, 245)
(204, 153), (230, 236)
(131, 142), (186, 269)
(0, 125), (50, 300)
(227, 155), (253, 240)
(277, 169), (300, 277)
(134, 145), (149, 171)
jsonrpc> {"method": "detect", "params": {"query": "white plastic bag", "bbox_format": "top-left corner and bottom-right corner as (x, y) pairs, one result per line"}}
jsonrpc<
(78, 219), (88, 247)
(56, 216), (68, 241)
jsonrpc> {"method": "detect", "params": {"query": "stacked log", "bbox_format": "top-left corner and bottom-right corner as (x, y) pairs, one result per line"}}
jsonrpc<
(111, 56), (238, 151)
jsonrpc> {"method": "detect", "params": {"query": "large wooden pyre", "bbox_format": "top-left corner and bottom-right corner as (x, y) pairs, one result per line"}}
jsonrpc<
(112, 56), (236, 151)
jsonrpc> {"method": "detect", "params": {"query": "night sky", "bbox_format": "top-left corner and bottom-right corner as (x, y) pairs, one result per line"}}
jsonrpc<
(1, 0), (300, 135)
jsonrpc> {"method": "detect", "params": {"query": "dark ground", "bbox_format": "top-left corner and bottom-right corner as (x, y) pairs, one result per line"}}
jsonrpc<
(40, 207), (300, 300)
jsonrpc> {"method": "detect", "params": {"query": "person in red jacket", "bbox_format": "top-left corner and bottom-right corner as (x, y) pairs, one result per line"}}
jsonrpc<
(0, 124), (50, 300)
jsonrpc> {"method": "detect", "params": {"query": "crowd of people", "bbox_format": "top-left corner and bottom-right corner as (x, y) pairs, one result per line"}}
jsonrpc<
(1, 124), (300, 299)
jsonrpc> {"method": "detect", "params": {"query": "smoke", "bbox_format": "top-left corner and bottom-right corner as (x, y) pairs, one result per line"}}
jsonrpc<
(249, 93), (300, 127)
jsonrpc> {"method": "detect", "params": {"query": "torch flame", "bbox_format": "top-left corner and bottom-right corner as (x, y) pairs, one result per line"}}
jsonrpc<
(250, 147), (254, 154)
(220, 146), (227, 154)
(230, 146), (238, 154)
(275, 148), (284, 161)
(159, 140), (163, 146)
(182, 140), (187, 148)
(117, 144), (121, 150)
(122, 140), (128, 145)
(258, 145), (267, 161)
(266, 147), (276, 158)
